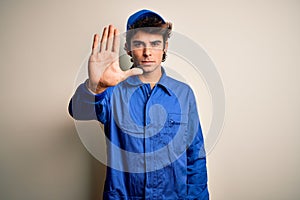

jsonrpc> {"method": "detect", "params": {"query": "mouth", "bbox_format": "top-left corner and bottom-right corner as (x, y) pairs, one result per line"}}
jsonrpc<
(141, 61), (155, 65)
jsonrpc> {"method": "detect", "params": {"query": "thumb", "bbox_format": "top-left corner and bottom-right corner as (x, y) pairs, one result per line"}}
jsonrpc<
(124, 67), (143, 79)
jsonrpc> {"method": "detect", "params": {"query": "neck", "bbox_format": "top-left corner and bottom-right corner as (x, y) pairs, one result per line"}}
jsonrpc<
(138, 67), (162, 89)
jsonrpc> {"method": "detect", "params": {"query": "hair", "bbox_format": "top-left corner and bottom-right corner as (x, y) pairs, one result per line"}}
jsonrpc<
(126, 15), (172, 62)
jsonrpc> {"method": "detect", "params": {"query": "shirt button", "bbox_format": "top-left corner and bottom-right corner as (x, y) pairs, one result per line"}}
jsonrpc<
(170, 119), (175, 124)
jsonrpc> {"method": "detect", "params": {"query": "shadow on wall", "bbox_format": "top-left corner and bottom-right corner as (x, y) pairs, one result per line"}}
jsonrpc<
(90, 150), (106, 200)
(67, 120), (107, 200)
(66, 121), (107, 200)
(55, 121), (107, 200)
(57, 122), (106, 200)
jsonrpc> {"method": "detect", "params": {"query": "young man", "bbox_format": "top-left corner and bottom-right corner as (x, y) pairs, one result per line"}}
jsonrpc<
(69, 9), (209, 200)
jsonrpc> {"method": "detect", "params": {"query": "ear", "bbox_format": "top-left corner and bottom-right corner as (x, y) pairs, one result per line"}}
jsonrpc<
(164, 41), (169, 52)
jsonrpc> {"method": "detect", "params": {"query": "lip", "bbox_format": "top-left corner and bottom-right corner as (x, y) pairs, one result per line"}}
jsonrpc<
(141, 61), (155, 64)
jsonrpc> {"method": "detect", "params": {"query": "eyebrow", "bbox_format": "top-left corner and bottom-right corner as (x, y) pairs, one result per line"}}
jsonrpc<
(151, 40), (162, 43)
(150, 40), (162, 44)
(132, 40), (145, 44)
(132, 40), (162, 44)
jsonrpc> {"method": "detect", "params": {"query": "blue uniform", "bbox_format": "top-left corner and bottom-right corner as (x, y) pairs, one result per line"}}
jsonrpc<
(69, 68), (209, 200)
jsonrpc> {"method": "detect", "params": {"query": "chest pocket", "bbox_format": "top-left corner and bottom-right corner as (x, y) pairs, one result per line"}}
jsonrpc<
(161, 113), (188, 145)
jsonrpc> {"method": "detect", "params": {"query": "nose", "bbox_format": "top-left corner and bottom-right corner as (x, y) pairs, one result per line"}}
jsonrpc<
(143, 47), (152, 57)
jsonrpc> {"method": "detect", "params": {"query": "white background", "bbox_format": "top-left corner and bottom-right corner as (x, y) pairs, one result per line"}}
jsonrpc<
(1, 0), (299, 199)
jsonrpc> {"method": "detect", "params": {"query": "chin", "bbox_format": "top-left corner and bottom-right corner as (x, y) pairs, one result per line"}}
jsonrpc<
(140, 65), (157, 73)
(134, 62), (161, 74)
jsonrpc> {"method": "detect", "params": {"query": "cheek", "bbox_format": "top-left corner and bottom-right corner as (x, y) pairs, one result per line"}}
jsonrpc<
(131, 49), (143, 58)
(153, 50), (164, 59)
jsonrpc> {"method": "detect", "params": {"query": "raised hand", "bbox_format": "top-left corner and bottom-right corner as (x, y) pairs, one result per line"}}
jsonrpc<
(87, 25), (143, 93)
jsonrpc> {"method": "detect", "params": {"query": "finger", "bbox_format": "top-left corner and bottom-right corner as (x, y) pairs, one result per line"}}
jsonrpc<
(106, 25), (114, 51)
(112, 28), (120, 52)
(91, 34), (99, 55)
(100, 27), (108, 52)
(123, 68), (143, 79)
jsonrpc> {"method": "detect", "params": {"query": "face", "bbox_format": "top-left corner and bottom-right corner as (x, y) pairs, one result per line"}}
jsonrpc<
(129, 31), (167, 74)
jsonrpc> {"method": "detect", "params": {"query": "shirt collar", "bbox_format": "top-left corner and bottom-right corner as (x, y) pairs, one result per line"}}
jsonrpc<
(125, 67), (172, 96)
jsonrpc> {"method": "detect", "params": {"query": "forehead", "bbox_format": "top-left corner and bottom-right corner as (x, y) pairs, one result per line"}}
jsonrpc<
(130, 30), (163, 42)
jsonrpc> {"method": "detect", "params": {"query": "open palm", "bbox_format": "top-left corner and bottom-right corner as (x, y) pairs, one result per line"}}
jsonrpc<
(88, 25), (142, 93)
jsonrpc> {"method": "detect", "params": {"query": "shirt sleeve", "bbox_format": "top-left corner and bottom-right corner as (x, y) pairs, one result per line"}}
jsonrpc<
(186, 89), (209, 200)
(68, 79), (113, 124)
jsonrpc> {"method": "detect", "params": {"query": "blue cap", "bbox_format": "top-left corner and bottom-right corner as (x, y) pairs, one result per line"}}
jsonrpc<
(126, 9), (165, 30)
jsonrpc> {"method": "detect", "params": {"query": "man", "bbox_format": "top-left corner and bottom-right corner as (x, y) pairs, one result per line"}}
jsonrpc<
(69, 9), (209, 200)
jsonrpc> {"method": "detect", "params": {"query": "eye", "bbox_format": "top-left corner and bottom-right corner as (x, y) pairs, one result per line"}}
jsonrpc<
(132, 41), (143, 48)
(151, 41), (161, 47)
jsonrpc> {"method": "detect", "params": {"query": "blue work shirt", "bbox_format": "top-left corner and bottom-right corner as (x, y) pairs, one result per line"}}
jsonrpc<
(69, 68), (209, 200)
